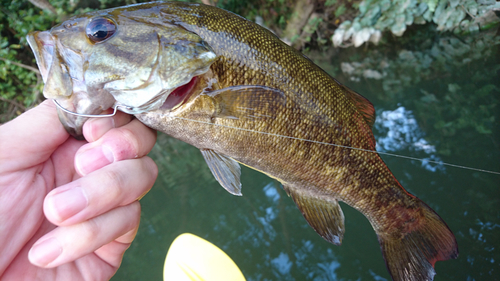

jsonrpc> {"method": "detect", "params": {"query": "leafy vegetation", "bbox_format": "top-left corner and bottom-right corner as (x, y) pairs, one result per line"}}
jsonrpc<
(0, 0), (159, 122)
(332, 0), (500, 47)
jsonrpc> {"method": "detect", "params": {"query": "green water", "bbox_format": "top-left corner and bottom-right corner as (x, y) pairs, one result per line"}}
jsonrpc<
(112, 28), (499, 281)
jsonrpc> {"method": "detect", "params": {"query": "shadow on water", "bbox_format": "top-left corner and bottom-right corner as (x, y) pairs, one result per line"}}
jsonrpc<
(112, 26), (499, 280)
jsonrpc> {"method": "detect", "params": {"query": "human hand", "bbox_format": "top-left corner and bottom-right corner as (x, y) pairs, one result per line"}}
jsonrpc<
(0, 100), (158, 280)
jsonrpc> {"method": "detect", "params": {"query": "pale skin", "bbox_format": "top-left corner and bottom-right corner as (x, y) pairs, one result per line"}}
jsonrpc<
(0, 100), (158, 280)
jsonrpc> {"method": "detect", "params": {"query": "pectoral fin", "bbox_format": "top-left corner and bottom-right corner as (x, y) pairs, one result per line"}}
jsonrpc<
(205, 85), (285, 120)
(285, 186), (345, 245)
(200, 149), (242, 196)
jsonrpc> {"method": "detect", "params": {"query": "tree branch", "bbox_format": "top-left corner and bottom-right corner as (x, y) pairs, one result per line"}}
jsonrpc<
(0, 57), (40, 74)
(0, 96), (26, 111)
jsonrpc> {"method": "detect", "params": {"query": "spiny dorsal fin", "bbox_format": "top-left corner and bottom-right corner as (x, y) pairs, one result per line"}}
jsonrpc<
(200, 149), (242, 196)
(342, 84), (376, 128)
(204, 85), (285, 120)
(285, 185), (345, 245)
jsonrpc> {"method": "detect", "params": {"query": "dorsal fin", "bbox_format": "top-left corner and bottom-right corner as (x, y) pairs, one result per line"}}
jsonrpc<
(333, 81), (376, 148)
(343, 85), (376, 128)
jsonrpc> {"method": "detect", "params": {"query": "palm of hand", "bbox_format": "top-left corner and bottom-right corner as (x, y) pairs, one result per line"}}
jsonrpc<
(0, 101), (157, 280)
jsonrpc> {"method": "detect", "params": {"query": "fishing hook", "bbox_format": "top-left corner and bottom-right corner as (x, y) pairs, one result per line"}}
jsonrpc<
(52, 99), (134, 118)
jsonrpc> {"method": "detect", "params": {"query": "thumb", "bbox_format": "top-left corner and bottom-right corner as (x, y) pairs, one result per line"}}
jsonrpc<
(0, 99), (70, 173)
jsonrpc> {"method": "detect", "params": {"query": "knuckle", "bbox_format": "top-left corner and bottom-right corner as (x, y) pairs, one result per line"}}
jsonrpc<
(82, 218), (101, 239)
(100, 168), (124, 199)
(111, 127), (140, 160)
(128, 202), (141, 224)
(133, 157), (158, 193)
(144, 157), (159, 179)
(115, 203), (142, 244)
(125, 204), (141, 234)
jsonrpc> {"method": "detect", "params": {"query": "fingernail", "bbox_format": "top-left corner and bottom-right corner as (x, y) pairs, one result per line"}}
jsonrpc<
(46, 187), (88, 222)
(90, 116), (115, 130)
(75, 145), (114, 175)
(29, 237), (62, 267)
(85, 117), (115, 142)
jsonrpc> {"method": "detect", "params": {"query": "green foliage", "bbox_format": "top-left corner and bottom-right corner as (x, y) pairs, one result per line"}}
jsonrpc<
(0, 0), (79, 122)
(0, 0), (158, 123)
(215, 0), (296, 31)
(332, 0), (500, 47)
(325, 0), (338, 6)
(335, 4), (348, 17)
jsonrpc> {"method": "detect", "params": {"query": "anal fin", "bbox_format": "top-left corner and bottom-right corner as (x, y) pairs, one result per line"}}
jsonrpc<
(286, 185), (345, 245)
(200, 149), (242, 196)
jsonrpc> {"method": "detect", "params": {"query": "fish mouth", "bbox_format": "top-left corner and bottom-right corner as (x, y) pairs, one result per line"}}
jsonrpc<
(27, 30), (213, 139)
(27, 31), (85, 138)
(27, 31), (53, 83)
(160, 76), (199, 110)
(27, 31), (73, 99)
(27, 31), (114, 139)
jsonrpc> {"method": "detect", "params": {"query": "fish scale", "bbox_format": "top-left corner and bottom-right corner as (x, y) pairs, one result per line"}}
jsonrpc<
(27, 2), (458, 280)
(144, 4), (458, 280)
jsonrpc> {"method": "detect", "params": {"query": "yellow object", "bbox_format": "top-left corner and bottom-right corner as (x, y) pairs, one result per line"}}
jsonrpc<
(164, 233), (246, 281)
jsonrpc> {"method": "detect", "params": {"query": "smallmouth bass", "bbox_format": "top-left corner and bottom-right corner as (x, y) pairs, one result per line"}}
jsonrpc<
(27, 2), (458, 280)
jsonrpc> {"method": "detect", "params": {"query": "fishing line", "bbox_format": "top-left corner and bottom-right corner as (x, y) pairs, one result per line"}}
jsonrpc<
(52, 98), (499, 175)
(171, 115), (500, 175)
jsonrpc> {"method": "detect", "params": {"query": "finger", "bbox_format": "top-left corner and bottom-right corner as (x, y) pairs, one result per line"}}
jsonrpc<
(93, 227), (139, 267)
(0, 100), (68, 174)
(75, 118), (157, 176)
(44, 156), (157, 226)
(29, 201), (141, 268)
(82, 111), (133, 143)
(49, 137), (87, 186)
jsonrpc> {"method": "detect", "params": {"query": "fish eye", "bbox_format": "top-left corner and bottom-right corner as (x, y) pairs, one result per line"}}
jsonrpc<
(86, 17), (116, 43)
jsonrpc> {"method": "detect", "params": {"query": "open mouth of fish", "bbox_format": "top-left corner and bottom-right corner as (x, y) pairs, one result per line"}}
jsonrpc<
(160, 76), (199, 110)
(27, 30), (210, 139)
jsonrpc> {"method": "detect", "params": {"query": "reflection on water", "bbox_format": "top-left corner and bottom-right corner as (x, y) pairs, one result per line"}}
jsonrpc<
(375, 106), (444, 172)
(376, 107), (436, 154)
(112, 28), (499, 281)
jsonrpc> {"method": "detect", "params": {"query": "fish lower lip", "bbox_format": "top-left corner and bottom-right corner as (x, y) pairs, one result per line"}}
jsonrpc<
(161, 76), (199, 110)
(27, 31), (55, 83)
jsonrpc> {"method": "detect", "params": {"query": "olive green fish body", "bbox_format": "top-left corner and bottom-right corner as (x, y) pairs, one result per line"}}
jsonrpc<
(27, 2), (458, 280)
(140, 2), (419, 231)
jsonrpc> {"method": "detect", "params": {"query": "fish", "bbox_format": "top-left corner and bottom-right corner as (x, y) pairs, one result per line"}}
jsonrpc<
(27, 2), (458, 280)
(27, 5), (217, 137)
